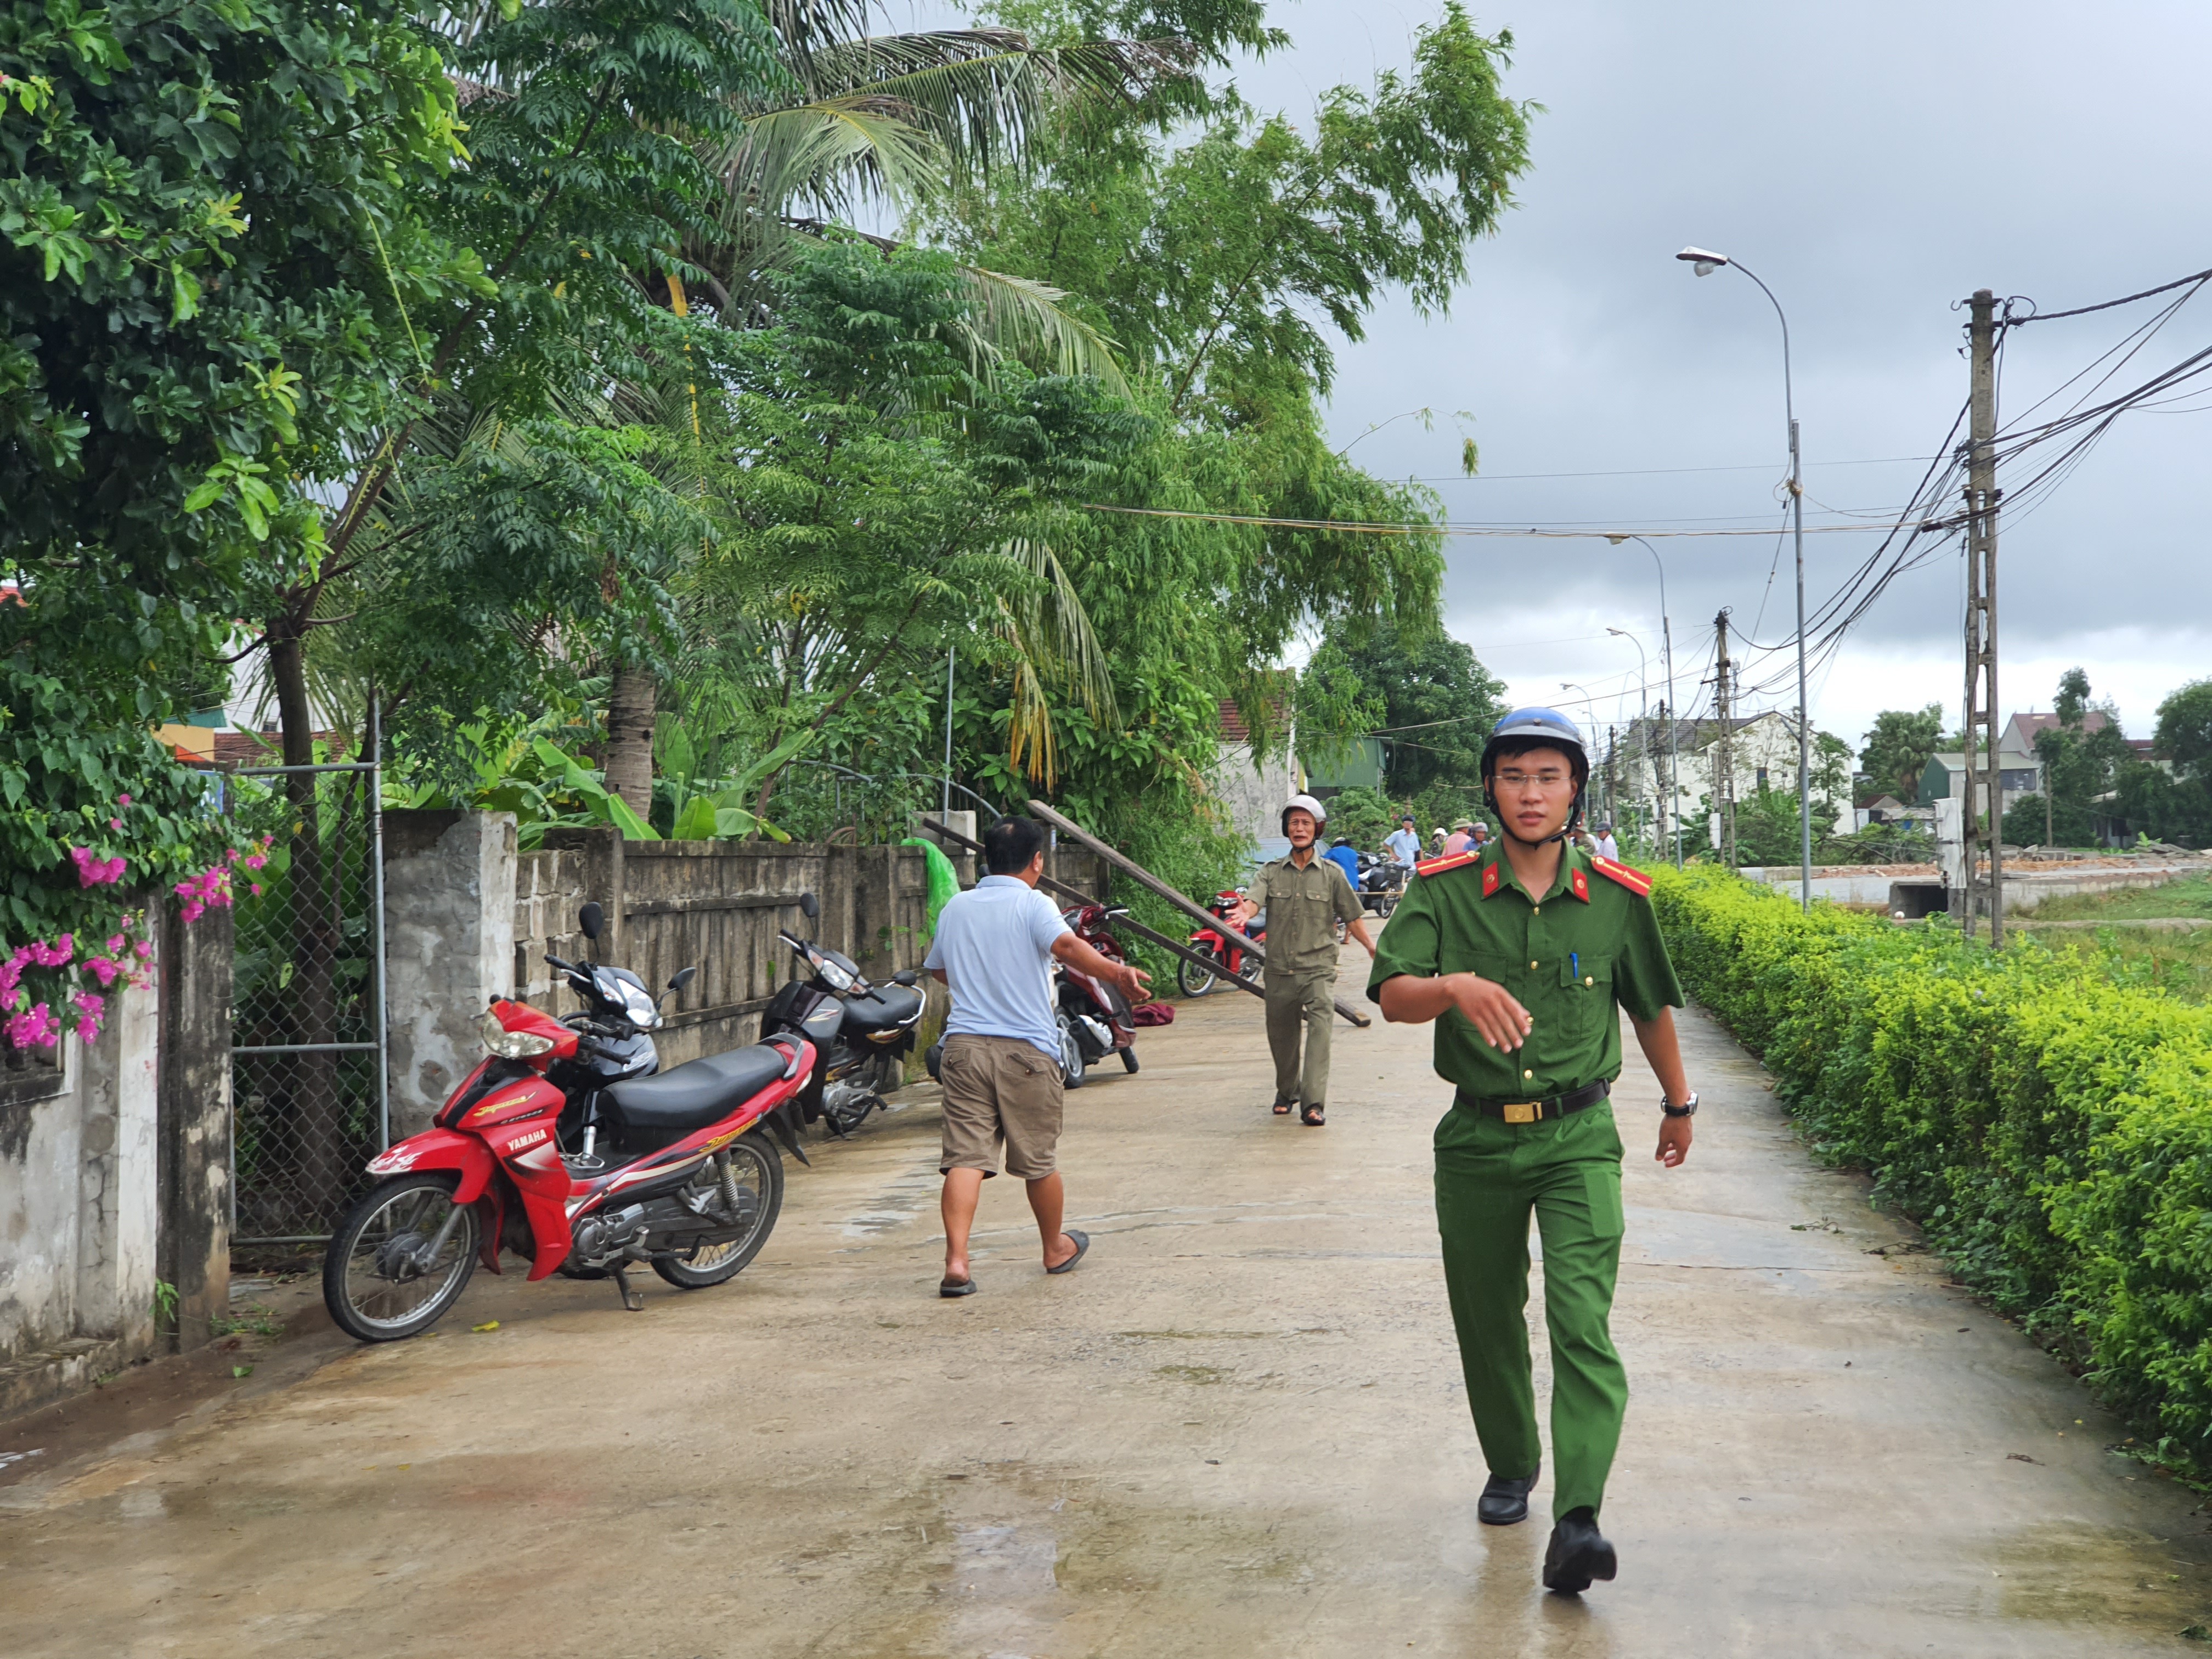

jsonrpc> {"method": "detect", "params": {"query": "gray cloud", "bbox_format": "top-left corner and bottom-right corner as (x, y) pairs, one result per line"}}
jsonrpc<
(1233, 0), (2212, 741)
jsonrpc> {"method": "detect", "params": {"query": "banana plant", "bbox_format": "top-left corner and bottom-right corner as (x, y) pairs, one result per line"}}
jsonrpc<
(656, 720), (821, 842)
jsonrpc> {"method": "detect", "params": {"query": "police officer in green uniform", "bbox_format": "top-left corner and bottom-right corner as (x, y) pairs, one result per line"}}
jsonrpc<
(1367, 708), (1697, 1594)
(1231, 794), (1374, 1126)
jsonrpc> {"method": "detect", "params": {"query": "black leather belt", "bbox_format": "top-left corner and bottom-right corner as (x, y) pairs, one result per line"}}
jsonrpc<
(1455, 1077), (1611, 1125)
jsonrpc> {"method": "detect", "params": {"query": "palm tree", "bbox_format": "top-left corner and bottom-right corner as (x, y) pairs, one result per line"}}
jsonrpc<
(595, 10), (1193, 810)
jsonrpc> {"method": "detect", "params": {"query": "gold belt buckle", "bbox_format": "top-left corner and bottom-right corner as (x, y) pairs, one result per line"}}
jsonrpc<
(1502, 1101), (1541, 1125)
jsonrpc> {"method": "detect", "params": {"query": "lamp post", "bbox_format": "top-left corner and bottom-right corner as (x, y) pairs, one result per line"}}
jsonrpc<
(1607, 537), (1681, 868)
(1679, 245), (1812, 909)
(1558, 681), (1610, 836)
(1604, 628), (1663, 861)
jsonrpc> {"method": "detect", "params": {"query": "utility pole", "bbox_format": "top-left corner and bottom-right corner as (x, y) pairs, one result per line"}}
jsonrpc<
(1714, 609), (1737, 869)
(1606, 726), (1618, 837)
(1962, 289), (2004, 945)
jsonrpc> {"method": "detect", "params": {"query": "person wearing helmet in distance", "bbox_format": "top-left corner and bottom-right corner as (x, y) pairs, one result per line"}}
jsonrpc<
(1228, 794), (1374, 1126)
(1365, 708), (1697, 1596)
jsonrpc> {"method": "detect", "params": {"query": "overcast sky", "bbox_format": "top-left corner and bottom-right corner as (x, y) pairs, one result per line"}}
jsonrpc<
(1216, 0), (2212, 754)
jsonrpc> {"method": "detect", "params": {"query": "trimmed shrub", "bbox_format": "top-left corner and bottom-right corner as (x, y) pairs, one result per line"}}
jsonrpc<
(1652, 866), (2212, 1472)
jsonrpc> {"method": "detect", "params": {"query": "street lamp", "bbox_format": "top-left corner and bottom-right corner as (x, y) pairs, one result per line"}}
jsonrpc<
(1607, 536), (1681, 868)
(1678, 245), (1813, 909)
(1602, 630), (1658, 857)
(1558, 681), (1607, 831)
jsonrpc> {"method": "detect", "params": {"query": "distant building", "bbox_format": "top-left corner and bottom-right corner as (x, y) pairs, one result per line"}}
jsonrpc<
(1207, 699), (1299, 853)
(1609, 711), (1852, 846)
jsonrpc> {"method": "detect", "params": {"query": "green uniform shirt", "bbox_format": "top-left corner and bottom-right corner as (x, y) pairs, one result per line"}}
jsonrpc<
(1243, 853), (1364, 975)
(1365, 842), (1682, 1100)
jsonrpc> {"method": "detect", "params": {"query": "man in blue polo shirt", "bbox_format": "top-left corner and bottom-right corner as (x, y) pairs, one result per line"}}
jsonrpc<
(927, 816), (1149, 1297)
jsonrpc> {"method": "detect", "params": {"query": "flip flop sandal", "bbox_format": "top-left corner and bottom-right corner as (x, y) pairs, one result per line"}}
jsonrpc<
(1300, 1104), (1326, 1127)
(939, 1276), (977, 1297)
(1046, 1229), (1090, 1274)
(1272, 1096), (1296, 1115)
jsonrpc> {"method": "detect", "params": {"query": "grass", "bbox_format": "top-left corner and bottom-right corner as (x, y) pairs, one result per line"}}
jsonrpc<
(2019, 871), (2212, 922)
(2012, 872), (2212, 1004)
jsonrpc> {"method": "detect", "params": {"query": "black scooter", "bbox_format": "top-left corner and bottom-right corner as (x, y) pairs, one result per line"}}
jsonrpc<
(760, 896), (927, 1137)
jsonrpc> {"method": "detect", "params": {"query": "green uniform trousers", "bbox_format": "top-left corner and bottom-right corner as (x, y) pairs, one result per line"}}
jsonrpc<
(1434, 1098), (1628, 1520)
(1263, 967), (1335, 1107)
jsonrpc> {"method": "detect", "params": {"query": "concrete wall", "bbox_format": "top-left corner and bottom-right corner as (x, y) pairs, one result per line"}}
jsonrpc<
(0, 901), (229, 1418)
(1208, 743), (1294, 851)
(382, 812), (518, 1139)
(388, 820), (950, 1089)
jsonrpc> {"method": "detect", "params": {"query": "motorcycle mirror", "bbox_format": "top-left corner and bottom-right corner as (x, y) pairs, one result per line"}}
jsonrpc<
(578, 901), (604, 941)
(798, 891), (820, 921)
(668, 965), (698, 995)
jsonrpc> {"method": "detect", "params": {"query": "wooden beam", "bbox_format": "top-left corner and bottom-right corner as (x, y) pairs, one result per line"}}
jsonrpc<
(1018, 799), (1371, 1029)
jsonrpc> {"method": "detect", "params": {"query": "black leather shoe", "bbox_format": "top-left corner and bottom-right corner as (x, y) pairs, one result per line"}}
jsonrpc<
(1476, 1466), (1538, 1526)
(1541, 1507), (1617, 1594)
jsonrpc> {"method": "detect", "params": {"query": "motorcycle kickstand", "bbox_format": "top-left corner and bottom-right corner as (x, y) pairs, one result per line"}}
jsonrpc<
(611, 1264), (646, 1312)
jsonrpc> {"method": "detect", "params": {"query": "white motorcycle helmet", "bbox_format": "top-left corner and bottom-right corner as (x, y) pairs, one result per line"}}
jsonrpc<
(1280, 793), (1328, 836)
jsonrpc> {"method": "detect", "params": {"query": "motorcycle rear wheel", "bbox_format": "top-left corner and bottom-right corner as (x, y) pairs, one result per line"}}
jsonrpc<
(652, 1132), (783, 1288)
(323, 1173), (479, 1342)
(1177, 951), (1220, 997)
(1121, 1048), (1140, 1074)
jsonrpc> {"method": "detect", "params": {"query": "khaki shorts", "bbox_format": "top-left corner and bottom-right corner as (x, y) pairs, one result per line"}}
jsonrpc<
(940, 1033), (1064, 1180)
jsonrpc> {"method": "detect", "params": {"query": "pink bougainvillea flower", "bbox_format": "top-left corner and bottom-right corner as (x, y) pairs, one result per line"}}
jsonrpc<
(116, 793), (131, 806)
(249, 884), (263, 897)
(106, 934), (126, 952)
(71, 847), (126, 887)
(26, 936), (73, 968)
(109, 817), (122, 831)
(87, 956), (123, 988)
(4, 1003), (60, 1050)
(71, 991), (105, 1041)
(244, 852), (267, 871)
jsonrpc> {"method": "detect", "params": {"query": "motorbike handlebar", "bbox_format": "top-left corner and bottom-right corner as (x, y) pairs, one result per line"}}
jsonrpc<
(545, 953), (580, 974)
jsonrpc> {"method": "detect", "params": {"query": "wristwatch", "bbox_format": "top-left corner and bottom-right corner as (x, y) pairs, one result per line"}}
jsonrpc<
(1661, 1093), (1698, 1119)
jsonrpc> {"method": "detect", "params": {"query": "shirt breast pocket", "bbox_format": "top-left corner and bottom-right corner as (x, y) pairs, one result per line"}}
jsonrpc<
(1557, 953), (1615, 1043)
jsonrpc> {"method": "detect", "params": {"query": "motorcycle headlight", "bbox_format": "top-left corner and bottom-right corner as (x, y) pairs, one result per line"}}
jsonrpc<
(810, 949), (856, 993)
(480, 1010), (555, 1059)
(619, 979), (658, 1028)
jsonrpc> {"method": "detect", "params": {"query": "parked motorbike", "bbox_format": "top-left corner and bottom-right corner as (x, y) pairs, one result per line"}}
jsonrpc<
(321, 899), (832, 1341)
(1359, 853), (1406, 918)
(1180, 889), (1263, 997)
(1053, 900), (1140, 1086)
(783, 926), (927, 1137)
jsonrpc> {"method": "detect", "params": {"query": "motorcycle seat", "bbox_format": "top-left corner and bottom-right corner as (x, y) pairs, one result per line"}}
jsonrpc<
(839, 982), (923, 1034)
(606, 1045), (788, 1136)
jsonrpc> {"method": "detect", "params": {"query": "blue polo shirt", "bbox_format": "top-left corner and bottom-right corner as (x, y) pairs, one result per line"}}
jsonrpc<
(924, 876), (1072, 1062)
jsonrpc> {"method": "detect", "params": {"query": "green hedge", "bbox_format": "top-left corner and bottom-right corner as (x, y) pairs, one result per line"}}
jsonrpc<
(1652, 866), (2212, 1472)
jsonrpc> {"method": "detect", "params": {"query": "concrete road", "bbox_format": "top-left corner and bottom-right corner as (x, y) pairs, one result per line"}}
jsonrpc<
(4, 949), (2209, 1656)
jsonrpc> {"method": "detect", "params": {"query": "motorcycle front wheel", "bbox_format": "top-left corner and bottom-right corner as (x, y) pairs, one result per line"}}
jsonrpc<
(1177, 950), (1220, 997)
(653, 1132), (784, 1288)
(1057, 1013), (1088, 1088)
(323, 1173), (479, 1342)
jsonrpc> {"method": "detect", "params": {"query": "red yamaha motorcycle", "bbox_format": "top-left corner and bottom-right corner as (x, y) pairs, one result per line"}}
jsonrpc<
(321, 898), (840, 1341)
(1180, 889), (1262, 997)
(1053, 901), (1141, 1086)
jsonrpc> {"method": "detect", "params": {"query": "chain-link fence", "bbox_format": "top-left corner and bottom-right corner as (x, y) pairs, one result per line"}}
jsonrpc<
(227, 755), (387, 1243)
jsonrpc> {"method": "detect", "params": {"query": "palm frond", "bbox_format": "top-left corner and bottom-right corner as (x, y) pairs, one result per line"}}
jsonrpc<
(704, 98), (944, 229)
(994, 537), (1118, 784)
(951, 267), (1129, 395)
(785, 32), (1197, 173)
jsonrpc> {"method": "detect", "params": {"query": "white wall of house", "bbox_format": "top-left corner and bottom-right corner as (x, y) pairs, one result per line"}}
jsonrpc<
(1209, 743), (1296, 851)
(1611, 712), (1852, 844)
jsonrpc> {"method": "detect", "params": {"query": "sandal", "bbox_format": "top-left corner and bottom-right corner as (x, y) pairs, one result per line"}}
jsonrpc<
(939, 1275), (977, 1297)
(1046, 1229), (1090, 1274)
(1272, 1096), (1296, 1116)
(1300, 1103), (1325, 1127)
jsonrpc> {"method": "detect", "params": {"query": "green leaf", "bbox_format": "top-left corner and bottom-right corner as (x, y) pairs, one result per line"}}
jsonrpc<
(671, 795), (718, 839)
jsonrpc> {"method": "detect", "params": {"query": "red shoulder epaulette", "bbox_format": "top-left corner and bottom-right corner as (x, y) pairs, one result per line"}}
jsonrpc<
(1588, 855), (1652, 897)
(1414, 850), (1478, 879)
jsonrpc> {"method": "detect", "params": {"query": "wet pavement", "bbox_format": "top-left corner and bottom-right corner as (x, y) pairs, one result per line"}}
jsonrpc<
(4, 946), (2210, 1655)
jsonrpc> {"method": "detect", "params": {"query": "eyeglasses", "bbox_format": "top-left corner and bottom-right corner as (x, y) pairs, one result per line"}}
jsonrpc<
(1495, 769), (1572, 791)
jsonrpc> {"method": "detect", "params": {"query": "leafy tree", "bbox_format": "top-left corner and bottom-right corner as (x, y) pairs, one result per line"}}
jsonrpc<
(1319, 785), (1397, 851)
(2002, 668), (2132, 846)
(2, 0), (471, 1042)
(1857, 704), (1945, 802)
(1297, 620), (1506, 802)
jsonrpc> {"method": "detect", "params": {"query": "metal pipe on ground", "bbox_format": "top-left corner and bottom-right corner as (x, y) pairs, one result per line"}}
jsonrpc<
(1018, 800), (1372, 1028)
(918, 817), (1269, 1007)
